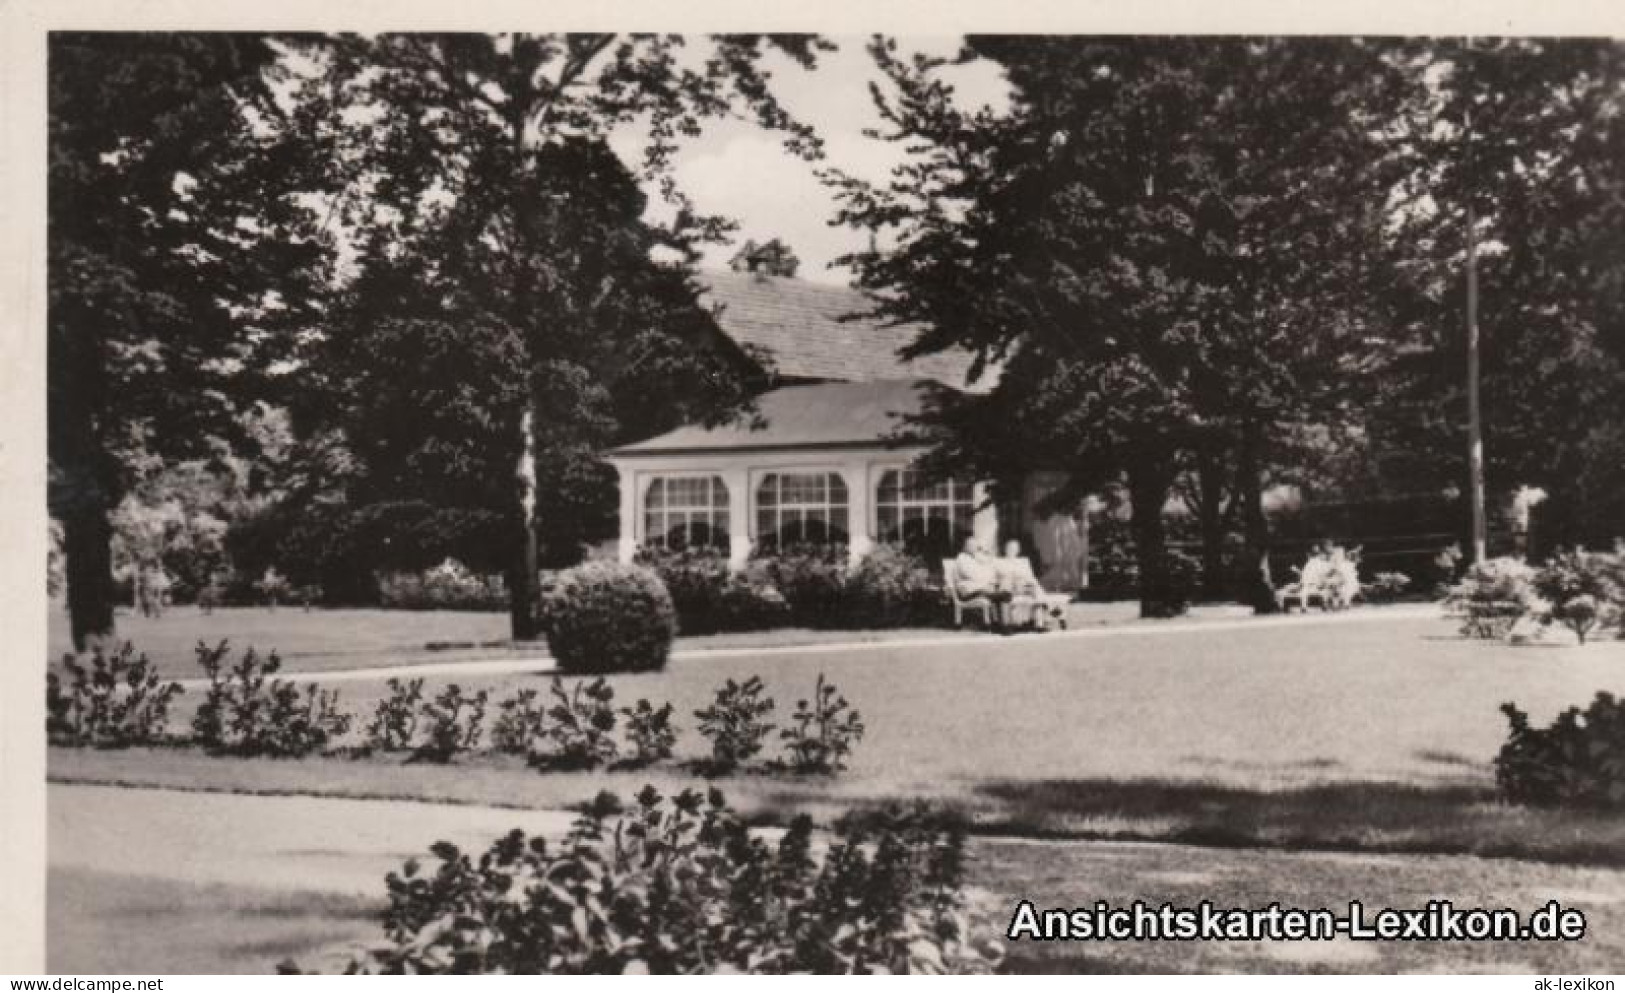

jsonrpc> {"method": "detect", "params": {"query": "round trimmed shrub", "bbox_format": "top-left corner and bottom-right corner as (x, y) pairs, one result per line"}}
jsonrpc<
(540, 561), (676, 674)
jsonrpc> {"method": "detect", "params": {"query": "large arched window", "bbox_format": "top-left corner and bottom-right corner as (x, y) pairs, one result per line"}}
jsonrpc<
(755, 472), (849, 549)
(644, 476), (730, 551)
(875, 469), (975, 561)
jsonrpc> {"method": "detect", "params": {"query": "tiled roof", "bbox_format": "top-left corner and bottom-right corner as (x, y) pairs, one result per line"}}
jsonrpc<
(609, 379), (936, 456)
(697, 270), (985, 390)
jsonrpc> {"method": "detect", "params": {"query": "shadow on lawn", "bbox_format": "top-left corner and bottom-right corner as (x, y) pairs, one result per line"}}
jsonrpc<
(964, 777), (1625, 868)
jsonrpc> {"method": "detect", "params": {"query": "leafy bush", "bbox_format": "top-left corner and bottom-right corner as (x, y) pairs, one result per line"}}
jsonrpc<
(490, 689), (547, 756)
(643, 545), (946, 633)
(844, 545), (943, 628)
(1442, 557), (1541, 639)
(414, 684), (489, 764)
(540, 561), (676, 674)
(376, 558), (509, 612)
(748, 545), (849, 627)
(191, 641), (352, 757)
(620, 699), (677, 767)
(779, 673), (865, 775)
(715, 576), (793, 629)
(1085, 514), (1140, 599)
(694, 676), (776, 773)
(299, 787), (1003, 975)
(1532, 547), (1624, 645)
(1496, 693), (1625, 809)
(364, 678), (425, 752)
(541, 676), (619, 770)
(46, 642), (184, 748)
(635, 547), (790, 634)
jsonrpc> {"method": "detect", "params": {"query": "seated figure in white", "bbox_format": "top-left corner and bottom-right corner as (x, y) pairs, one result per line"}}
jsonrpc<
(996, 540), (1070, 629)
(954, 536), (1012, 627)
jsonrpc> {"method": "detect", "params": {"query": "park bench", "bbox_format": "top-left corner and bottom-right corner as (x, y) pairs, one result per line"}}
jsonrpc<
(942, 557), (1071, 630)
(1276, 545), (1363, 612)
(942, 558), (999, 629)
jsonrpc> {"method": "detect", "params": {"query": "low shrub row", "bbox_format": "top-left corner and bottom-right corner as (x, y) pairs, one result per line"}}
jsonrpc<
(46, 644), (183, 749)
(634, 545), (945, 635)
(364, 679), (489, 762)
(191, 642), (353, 757)
(286, 788), (1003, 975)
(47, 641), (865, 778)
(361, 670), (863, 775)
(45, 640), (350, 758)
(1444, 544), (1625, 643)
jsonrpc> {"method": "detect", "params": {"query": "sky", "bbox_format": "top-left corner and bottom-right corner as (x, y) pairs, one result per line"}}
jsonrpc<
(623, 36), (1014, 285)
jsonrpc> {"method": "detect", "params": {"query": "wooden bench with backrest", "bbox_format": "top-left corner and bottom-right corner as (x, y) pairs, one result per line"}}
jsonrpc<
(942, 556), (1071, 630)
(941, 558), (998, 629)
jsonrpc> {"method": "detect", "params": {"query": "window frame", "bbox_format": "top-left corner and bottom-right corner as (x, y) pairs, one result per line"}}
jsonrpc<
(642, 474), (731, 551)
(873, 467), (977, 550)
(754, 469), (851, 548)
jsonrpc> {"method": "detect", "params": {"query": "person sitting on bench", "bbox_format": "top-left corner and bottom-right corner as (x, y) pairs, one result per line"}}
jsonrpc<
(954, 537), (1012, 628)
(995, 540), (1041, 596)
(996, 540), (1071, 629)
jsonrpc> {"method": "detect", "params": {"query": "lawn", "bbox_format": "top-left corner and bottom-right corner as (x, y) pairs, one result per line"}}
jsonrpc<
(46, 603), (1012, 679)
(46, 600), (1267, 681)
(49, 834), (1625, 974)
(48, 612), (1625, 865)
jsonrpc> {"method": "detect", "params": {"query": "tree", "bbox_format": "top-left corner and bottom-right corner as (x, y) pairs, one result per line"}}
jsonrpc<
(1375, 39), (1625, 552)
(829, 37), (1412, 616)
(292, 34), (828, 637)
(49, 34), (329, 648)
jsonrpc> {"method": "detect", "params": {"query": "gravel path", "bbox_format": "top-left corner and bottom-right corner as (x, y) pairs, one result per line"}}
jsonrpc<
(50, 783), (579, 895)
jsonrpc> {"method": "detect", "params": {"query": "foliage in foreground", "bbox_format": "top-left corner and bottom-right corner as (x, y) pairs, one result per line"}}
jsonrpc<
(287, 788), (1003, 975)
(46, 642), (184, 748)
(1497, 692), (1625, 810)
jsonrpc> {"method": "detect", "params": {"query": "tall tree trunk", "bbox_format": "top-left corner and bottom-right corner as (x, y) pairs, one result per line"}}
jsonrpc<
(61, 492), (116, 652)
(53, 387), (120, 651)
(1236, 418), (1279, 614)
(1194, 444), (1229, 601)
(509, 401), (543, 641)
(1128, 453), (1181, 619)
(505, 126), (547, 642)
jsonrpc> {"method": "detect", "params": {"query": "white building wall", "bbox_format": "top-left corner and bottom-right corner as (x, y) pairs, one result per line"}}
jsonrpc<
(609, 447), (1089, 590)
(610, 445), (962, 568)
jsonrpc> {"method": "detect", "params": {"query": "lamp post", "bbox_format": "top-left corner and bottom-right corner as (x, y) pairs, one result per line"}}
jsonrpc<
(1462, 41), (1488, 565)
